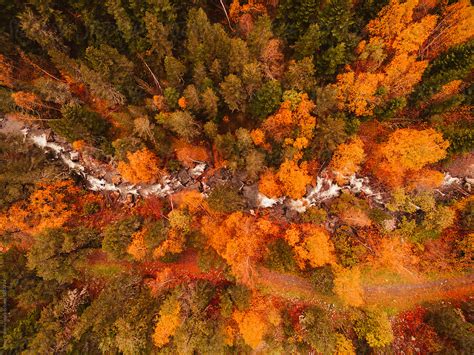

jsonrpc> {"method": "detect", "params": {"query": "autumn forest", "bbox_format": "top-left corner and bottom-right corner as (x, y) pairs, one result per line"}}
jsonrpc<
(0, 0), (473, 353)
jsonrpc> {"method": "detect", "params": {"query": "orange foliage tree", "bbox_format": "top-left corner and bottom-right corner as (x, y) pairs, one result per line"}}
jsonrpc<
(261, 94), (316, 147)
(284, 224), (336, 269)
(336, 72), (385, 116)
(277, 160), (312, 199)
(153, 209), (190, 259)
(232, 294), (281, 349)
(369, 237), (419, 280)
(127, 228), (148, 261)
(201, 212), (279, 285)
(337, 0), (441, 116)
(366, 0), (437, 54)
(229, 0), (266, 23)
(118, 148), (163, 184)
(370, 128), (449, 188)
(1, 180), (87, 234)
(259, 169), (283, 198)
(232, 310), (268, 349)
(329, 137), (365, 184)
(421, 0), (474, 59)
(259, 160), (312, 199)
(429, 79), (463, 103)
(405, 169), (445, 191)
(11, 91), (44, 111)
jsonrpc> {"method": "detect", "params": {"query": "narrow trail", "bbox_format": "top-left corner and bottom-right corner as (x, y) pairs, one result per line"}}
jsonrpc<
(88, 248), (474, 309)
(259, 267), (474, 308)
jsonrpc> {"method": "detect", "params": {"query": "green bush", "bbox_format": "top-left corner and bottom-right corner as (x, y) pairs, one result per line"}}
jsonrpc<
(207, 184), (245, 213)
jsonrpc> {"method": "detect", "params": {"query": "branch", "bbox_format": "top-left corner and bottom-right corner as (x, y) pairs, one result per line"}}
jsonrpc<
(219, 0), (234, 31)
(139, 55), (163, 93)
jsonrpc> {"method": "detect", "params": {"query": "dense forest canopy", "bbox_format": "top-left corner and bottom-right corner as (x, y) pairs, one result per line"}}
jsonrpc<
(0, 0), (473, 353)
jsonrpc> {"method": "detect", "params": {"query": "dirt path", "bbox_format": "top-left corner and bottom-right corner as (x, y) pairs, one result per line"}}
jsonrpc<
(257, 267), (474, 308)
(364, 273), (474, 308)
(88, 246), (473, 309)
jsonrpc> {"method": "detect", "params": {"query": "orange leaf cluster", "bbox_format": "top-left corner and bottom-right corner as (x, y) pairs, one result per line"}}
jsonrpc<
(173, 139), (209, 168)
(422, 0), (474, 59)
(261, 94), (316, 146)
(118, 148), (163, 184)
(153, 298), (181, 348)
(329, 137), (365, 184)
(336, 72), (385, 116)
(406, 169), (444, 191)
(232, 294), (280, 349)
(430, 80), (463, 103)
(371, 128), (449, 188)
(11, 91), (43, 111)
(173, 190), (205, 213)
(284, 224), (336, 269)
(153, 229), (186, 259)
(72, 140), (86, 151)
(259, 160), (312, 199)
(232, 309), (268, 349)
(229, 0), (266, 23)
(336, 0), (450, 115)
(366, 0), (436, 53)
(127, 228), (148, 261)
(1, 180), (83, 234)
(369, 237), (419, 280)
(201, 212), (279, 285)
(177, 96), (187, 109)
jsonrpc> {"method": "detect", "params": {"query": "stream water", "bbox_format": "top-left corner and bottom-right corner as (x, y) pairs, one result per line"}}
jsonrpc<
(1, 115), (466, 213)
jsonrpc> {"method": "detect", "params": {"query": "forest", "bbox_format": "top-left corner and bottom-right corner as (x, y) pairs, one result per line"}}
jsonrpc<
(0, 0), (473, 353)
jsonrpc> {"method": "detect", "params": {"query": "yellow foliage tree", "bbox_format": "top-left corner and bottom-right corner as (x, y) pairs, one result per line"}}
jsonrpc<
(333, 266), (364, 307)
(373, 128), (449, 188)
(335, 334), (356, 355)
(118, 148), (163, 184)
(153, 297), (181, 348)
(127, 229), (148, 261)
